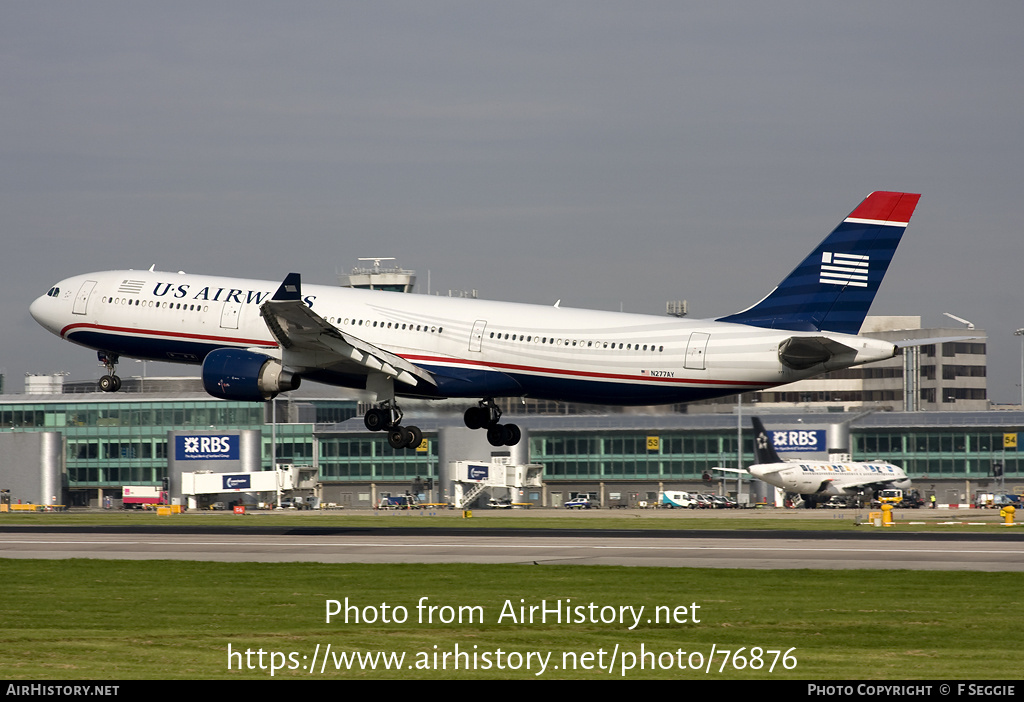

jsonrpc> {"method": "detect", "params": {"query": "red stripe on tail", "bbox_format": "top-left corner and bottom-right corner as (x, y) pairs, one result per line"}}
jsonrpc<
(848, 191), (920, 223)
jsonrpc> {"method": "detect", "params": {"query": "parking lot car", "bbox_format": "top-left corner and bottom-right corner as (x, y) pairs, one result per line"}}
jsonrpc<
(823, 496), (850, 508)
(564, 496), (594, 509)
(694, 494), (715, 509)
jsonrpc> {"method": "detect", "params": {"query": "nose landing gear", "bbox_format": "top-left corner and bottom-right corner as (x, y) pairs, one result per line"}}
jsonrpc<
(97, 352), (121, 392)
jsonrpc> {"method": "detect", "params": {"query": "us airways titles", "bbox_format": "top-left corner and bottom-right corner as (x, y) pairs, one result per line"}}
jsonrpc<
(150, 281), (315, 308)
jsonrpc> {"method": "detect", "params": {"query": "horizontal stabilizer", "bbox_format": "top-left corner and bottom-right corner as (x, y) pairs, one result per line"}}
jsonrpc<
(777, 336), (853, 370)
(893, 335), (982, 349)
(777, 334), (897, 371)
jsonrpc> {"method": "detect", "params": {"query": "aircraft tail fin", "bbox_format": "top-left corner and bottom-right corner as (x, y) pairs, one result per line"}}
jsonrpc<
(716, 192), (920, 335)
(751, 417), (783, 465)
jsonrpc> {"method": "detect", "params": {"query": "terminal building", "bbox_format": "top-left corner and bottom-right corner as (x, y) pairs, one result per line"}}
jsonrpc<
(0, 371), (1019, 510)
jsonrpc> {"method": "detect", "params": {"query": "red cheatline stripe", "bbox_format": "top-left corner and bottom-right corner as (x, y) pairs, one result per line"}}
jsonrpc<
(405, 354), (768, 388)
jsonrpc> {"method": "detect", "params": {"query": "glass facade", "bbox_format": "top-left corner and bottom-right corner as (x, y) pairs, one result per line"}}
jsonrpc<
(318, 437), (437, 480)
(855, 430), (1019, 477)
(531, 432), (749, 480)
(1, 393), (1021, 489)
(1, 399), (267, 488)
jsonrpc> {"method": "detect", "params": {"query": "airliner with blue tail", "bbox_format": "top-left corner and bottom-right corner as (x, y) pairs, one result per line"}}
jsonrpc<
(30, 191), (923, 449)
(748, 417), (912, 507)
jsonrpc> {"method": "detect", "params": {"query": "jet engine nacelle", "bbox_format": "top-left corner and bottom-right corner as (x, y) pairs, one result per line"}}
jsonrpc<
(201, 348), (301, 402)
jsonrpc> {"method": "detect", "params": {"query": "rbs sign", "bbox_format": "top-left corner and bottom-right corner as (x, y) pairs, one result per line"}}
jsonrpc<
(175, 434), (239, 461)
(768, 429), (825, 453)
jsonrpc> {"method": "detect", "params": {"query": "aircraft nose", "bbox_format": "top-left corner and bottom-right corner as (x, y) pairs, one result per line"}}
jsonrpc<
(29, 294), (46, 323)
(30, 290), (61, 334)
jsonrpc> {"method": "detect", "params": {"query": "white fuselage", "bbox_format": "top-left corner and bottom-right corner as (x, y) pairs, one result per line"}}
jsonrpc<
(30, 269), (899, 405)
(749, 460), (912, 496)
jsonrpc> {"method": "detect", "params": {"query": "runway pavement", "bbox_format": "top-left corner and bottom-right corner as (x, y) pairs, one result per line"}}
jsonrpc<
(2, 526), (1023, 570)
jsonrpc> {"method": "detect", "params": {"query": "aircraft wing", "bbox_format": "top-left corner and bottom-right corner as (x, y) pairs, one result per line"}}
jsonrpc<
(259, 274), (436, 389)
(712, 466), (750, 475)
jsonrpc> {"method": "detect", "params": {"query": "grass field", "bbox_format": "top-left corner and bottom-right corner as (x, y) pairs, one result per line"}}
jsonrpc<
(0, 559), (1019, 680)
(3, 510), (1018, 680)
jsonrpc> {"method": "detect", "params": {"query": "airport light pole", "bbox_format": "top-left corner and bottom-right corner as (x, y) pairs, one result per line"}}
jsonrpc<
(1015, 328), (1024, 408)
(133, 359), (147, 393)
(737, 394), (743, 502)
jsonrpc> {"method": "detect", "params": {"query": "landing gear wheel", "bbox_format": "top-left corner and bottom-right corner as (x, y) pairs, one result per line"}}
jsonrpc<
(404, 425), (423, 449)
(464, 406), (487, 430)
(465, 398), (503, 431)
(504, 423), (522, 446)
(486, 425), (505, 447)
(485, 423), (522, 447)
(388, 426), (411, 449)
(97, 352), (121, 393)
(364, 408), (388, 432)
(99, 375), (121, 393)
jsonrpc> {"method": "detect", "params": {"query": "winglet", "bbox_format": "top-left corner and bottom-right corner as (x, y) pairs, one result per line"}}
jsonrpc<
(751, 417), (783, 465)
(717, 192), (921, 335)
(272, 273), (302, 301)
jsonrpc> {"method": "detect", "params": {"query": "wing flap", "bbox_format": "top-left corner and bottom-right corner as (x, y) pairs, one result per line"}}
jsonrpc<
(259, 292), (436, 389)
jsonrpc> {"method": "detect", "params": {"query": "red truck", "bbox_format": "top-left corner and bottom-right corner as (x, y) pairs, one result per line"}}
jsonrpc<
(121, 486), (168, 509)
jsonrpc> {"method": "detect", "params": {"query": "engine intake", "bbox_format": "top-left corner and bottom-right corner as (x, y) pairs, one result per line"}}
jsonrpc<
(202, 348), (300, 402)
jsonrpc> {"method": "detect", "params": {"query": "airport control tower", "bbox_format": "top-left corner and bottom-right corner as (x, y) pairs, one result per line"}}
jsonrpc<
(337, 257), (416, 293)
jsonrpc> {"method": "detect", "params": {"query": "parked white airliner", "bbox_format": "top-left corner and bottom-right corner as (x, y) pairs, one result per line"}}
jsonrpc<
(30, 191), (921, 449)
(749, 417), (911, 506)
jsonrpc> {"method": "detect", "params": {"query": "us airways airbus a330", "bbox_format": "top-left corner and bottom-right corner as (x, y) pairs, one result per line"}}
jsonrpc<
(31, 191), (921, 449)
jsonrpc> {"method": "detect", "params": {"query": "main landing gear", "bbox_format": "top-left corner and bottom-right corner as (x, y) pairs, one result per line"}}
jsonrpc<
(363, 401), (423, 450)
(464, 399), (521, 447)
(97, 352), (121, 393)
(363, 398), (522, 449)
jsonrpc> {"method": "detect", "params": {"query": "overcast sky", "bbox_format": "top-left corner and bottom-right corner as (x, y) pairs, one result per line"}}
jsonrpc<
(4, 2), (1023, 402)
